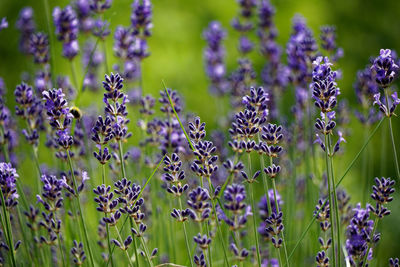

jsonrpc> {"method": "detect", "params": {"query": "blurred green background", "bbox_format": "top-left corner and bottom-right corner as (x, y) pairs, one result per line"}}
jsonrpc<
(0, 0), (400, 264)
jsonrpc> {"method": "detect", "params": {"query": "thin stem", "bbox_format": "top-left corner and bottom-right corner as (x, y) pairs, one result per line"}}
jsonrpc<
(70, 59), (79, 90)
(286, 117), (385, 265)
(247, 153), (261, 267)
(57, 233), (66, 267)
(323, 132), (336, 267)
(132, 220), (154, 267)
(42, 0), (56, 84)
(178, 198), (193, 267)
(103, 39), (109, 74)
(385, 89), (400, 180)
(207, 176), (230, 267)
(66, 150), (95, 267)
(118, 140), (127, 178)
(268, 156), (289, 267)
(327, 134), (341, 266)
(103, 164), (115, 267)
(114, 225), (134, 267)
(258, 134), (272, 214)
(0, 189), (16, 267)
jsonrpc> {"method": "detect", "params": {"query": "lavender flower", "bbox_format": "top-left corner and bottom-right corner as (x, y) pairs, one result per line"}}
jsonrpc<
(187, 187), (211, 223)
(320, 26), (343, 62)
(75, 0), (94, 33)
(90, 0), (112, 13)
(390, 258), (399, 267)
(0, 162), (19, 209)
(314, 198), (331, 265)
(312, 56), (346, 154)
(203, 21), (229, 96)
(219, 183), (251, 261)
(0, 18), (8, 32)
(354, 65), (381, 125)
(42, 88), (74, 150)
(371, 49), (399, 88)
(16, 7), (35, 54)
(53, 5), (79, 59)
(345, 204), (376, 266)
(163, 153), (188, 197)
(71, 240), (87, 265)
(36, 174), (64, 212)
(369, 177), (395, 218)
(131, 0), (152, 37)
(14, 82), (42, 146)
(92, 19), (110, 40)
(29, 32), (49, 64)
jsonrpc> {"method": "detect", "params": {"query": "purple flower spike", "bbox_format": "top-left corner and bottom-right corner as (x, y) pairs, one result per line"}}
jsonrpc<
(371, 49), (399, 88)
(0, 162), (19, 209)
(0, 17), (8, 31)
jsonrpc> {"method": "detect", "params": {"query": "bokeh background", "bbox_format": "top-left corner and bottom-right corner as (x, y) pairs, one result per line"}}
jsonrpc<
(0, 0), (400, 264)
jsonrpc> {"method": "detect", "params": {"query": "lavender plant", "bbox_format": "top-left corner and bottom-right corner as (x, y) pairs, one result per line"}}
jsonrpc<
(0, 1), (399, 266)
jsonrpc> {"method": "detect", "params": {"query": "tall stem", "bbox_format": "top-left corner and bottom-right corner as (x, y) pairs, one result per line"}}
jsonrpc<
(268, 155), (289, 266)
(178, 198), (193, 267)
(66, 150), (95, 267)
(257, 134), (272, 214)
(118, 140), (127, 178)
(323, 132), (336, 267)
(103, 164), (115, 267)
(207, 177), (230, 266)
(327, 135), (341, 266)
(114, 225), (134, 267)
(0, 190), (16, 267)
(247, 153), (261, 267)
(385, 88), (400, 180)
(57, 233), (66, 267)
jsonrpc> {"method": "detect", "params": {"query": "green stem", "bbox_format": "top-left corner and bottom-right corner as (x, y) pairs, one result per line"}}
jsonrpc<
(114, 225), (134, 267)
(327, 134), (341, 266)
(0, 189), (16, 267)
(118, 140), (127, 178)
(42, 0), (56, 84)
(57, 233), (66, 267)
(178, 198), (193, 267)
(247, 153), (261, 267)
(207, 177), (230, 267)
(385, 89), (400, 180)
(323, 132), (336, 267)
(286, 117), (385, 264)
(66, 150), (95, 267)
(103, 164), (115, 267)
(258, 134), (272, 214)
(70, 59), (79, 91)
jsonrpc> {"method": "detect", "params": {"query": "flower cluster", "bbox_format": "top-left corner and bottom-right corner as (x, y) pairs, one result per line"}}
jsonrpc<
(314, 198), (331, 266)
(345, 204), (376, 266)
(42, 88), (74, 152)
(53, 5), (79, 59)
(369, 177), (395, 218)
(29, 32), (49, 65)
(0, 163), (19, 209)
(320, 26), (343, 62)
(203, 21), (229, 96)
(312, 56), (345, 154)
(371, 49), (400, 117)
(0, 17), (8, 32)
(163, 153), (188, 197)
(229, 87), (268, 153)
(36, 174), (64, 212)
(14, 83), (43, 146)
(219, 184), (252, 261)
(232, 0), (256, 54)
(16, 7), (35, 54)
(354, 64), (381, 125)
